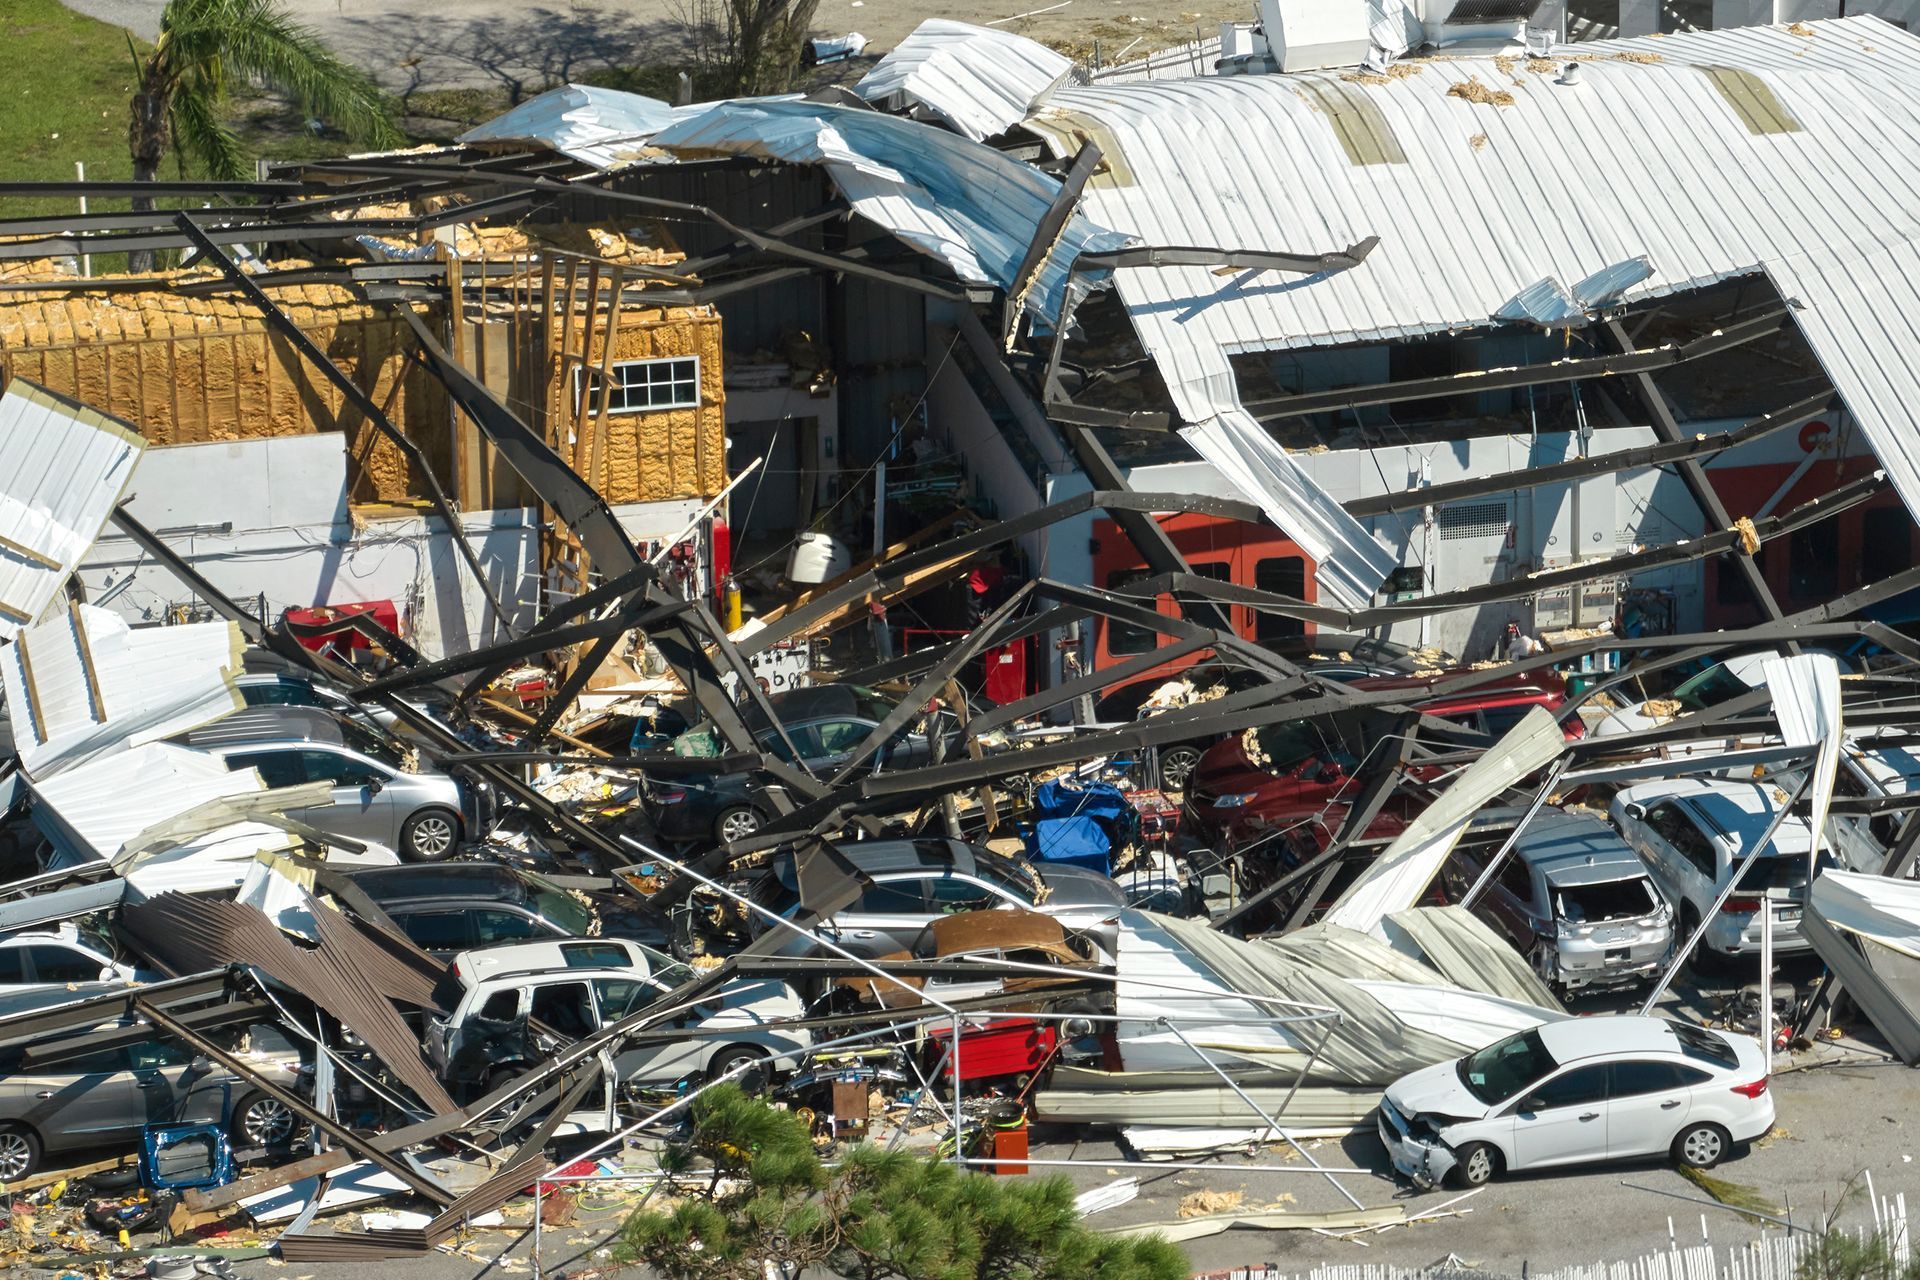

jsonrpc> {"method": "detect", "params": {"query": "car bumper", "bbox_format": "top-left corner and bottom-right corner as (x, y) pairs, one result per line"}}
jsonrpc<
(1377, 1099), (1456, 1189)
(1710, 915), (1811, 956)
(1731, 1092), (1778, 1144)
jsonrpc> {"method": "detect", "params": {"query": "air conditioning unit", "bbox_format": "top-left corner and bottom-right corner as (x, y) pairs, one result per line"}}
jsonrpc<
(1416, 0), (1544, 50)
(1254, 0), (1370, 72)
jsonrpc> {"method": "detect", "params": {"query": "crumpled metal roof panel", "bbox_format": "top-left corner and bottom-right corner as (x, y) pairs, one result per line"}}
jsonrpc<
(855, 19), (1075, 142)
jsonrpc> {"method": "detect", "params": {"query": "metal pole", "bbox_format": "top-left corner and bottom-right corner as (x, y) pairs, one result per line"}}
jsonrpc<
(1761, 889), (1774, 1074)
(648, 455), (763, 571)
(75, 162), (90, 279)
(1462, 758), (1569, 908)
(950, 1011), (965, 1168)
(1640, 769), (1815, 1014)
(1157, 1017), (1366, 1211)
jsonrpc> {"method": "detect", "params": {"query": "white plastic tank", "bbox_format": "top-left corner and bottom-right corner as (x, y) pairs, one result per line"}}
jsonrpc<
(787, 532), (853, 584)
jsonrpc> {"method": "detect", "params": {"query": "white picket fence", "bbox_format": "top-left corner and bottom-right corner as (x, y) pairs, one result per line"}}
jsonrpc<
(1282, 1193), (1907, 1280)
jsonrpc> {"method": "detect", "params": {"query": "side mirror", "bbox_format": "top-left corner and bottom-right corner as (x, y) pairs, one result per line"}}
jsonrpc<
(1624, 803), (1646, 821)
(363, 775), (386, 795)
(189, 1055), (213, 1075)
(1518, 1096), (1543, 1113)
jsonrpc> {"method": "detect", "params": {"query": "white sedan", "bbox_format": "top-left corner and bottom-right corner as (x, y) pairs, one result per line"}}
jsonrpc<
(1377, 1016), (1774, 1188)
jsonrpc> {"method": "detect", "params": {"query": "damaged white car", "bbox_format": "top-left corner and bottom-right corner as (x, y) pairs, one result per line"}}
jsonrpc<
(1378, 1017), (1774, 1188)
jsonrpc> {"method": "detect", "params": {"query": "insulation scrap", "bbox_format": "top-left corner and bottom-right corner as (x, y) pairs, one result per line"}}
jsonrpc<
(1731, 516), (1762, 555)
(1447, 78), (1515, 107)
(1342, 72), (1394, 85)
(1179, 1189), (1245, 1218)
(1787, 20), (1816, 36)
(1612, 50), (1664, 63)
(1469, 133), (1489, 151)
(1642, 698), (1684, 720)
(1242, 728), (1271, 767)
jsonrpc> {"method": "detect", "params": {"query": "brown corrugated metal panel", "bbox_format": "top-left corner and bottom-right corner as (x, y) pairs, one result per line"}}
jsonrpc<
(121, 893), (456, 1112)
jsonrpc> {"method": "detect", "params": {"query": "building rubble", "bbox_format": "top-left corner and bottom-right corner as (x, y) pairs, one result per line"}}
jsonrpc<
(6, 5), (1920, 1269)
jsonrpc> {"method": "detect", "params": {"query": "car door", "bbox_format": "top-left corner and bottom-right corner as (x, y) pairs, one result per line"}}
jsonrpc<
(596, 977), (690, 1084)
(128, 1038), (223, 1127)
(825, 878), (934, 955)
(1605, 1059), (1706, 1159)
(14, 1047), (149, 1143)
(296, 748), (402, 847)
(1634, 803), (1695, 906)
(1507, 1062), (1611, 1169)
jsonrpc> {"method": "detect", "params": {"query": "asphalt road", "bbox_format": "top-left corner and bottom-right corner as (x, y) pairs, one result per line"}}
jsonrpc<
(54, 0), (1249, 95)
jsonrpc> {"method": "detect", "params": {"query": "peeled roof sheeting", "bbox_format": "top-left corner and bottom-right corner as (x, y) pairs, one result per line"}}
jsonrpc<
(0, 382), (142, 642)
(855, 20), (1075, 142)
(1028, 17), (1920, 562)
(31, 742), (269, 862)
(120, 892), (454, 1112)
(648, 98), (1131, 326)
(3, 605), (241, 778)
(1381, 905), (1561, 1008)
(456, 83), (678, 170)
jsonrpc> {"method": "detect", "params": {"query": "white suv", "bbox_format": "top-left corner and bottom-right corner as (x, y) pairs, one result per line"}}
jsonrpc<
(425, 938), (810, 1092)
(1609, 779), (1828, 959)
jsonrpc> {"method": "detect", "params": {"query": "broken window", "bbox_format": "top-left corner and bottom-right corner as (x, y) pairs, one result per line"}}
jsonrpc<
(1497, 858), (1533, 904)
(530, 982), (594, 1039)
(1553, 877), (1659, 924)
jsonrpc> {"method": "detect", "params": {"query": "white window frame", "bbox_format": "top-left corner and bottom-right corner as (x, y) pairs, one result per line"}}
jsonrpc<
(575, 356), (702, 414)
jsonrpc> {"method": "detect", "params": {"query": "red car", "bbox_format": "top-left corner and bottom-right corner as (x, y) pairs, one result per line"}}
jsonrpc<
(1187, 670), (1581, 851)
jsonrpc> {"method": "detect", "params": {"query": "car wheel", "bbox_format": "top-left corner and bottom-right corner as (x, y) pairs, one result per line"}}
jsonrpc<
(1678, 904), (1706, 969)
(709, 1044), (771, 1093)
(714, 806), (764, 845)
(1673, 1122), (1730, 1170)
(0, 1125), (39, 1181)
(1159, 745), (1203, 792)
(231, 1091), (298, 1148)
(482, 1067), (544, 1127)
(401, 807), (461, 862)
(1451, 1141), (1500, 1188)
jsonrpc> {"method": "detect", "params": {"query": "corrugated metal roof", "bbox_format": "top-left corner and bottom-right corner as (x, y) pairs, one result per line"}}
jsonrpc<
(31, 742), (266, 861)
(649, 98), (1131, 324)
(3, 605), (243, 779)
(0, 382), (142, 642)
(854, 19), (1076, 142)
(1021, 16), (1920, 599)
(456, 83), (678, 170)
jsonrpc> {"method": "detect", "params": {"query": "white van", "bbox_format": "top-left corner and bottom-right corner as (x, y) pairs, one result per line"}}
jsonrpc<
(425, 938), (810, 1092)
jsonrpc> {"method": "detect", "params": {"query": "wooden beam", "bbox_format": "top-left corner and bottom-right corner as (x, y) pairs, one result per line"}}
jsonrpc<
(68, 600), (104, 724)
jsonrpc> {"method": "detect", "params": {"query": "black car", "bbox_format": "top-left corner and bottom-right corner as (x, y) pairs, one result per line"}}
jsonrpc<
(344, 864), (667, 958)
(646, 684), (946, 846)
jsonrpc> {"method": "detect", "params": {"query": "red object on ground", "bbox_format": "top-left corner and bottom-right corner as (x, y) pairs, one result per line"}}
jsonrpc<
(927, 1018), (1058, 1083)
(532, 1157), (598, 1197)
(991, 1124), (1030, 1175)
(982, 638), (1029, 703)
(709, 516), (731, 605)
(284, 600), (399, 651)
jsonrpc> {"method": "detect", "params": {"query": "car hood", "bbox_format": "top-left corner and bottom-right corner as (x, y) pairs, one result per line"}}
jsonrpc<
(1385, 1059), (1488, 1122)
(1034, 863), (1127, 915)
(1193, 737), (1283, 797)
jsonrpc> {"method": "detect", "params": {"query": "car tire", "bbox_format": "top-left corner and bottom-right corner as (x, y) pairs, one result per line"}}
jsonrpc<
(1451, 1141), (1500, 1188)
(1678, 904), (1707, 970)
(713, 806), (765, 845)
(230, 1091), (299, 1149)
(708, 1044), (771, 1093)
(1159, 745), (1203, 792)
(0, 1124), (39, 1181)
(1672, 1122), (1730, 1170)
(401, 807), (462, 862)
(483, 1067), (544, 1127)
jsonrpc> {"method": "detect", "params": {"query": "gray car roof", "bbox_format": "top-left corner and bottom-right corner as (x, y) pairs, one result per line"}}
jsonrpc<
(1513, 811), (1653, 887)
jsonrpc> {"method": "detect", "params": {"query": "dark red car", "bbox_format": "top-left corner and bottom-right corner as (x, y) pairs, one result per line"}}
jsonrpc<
(1187, 670), (1582, 851)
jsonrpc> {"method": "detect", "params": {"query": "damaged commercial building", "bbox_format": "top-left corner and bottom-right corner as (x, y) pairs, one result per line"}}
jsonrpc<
(1, 6), (1920, 1267)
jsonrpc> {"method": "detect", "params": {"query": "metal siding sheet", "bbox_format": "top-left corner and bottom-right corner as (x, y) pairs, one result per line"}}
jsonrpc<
(855, 20), (1075, 142)
(31, 742), (267, 861)
(0, 383), (143, 641)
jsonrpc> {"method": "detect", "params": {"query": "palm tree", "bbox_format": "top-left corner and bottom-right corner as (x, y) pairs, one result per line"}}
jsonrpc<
(126, 0), (402, 271)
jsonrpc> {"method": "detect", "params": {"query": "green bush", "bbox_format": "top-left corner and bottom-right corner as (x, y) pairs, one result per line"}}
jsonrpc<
(615, 1084), (1188, 1280)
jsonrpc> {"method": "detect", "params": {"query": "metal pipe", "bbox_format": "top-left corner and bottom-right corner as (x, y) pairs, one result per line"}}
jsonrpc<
(1639, 769), (1815, 1013)
(1461, 759), (1568, 908)
(1156, 1017), (1365, 1211)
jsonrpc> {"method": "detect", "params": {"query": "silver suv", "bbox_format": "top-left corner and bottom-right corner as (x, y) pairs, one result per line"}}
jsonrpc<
(182, 707), (484, 861)
(1443, 810), (1673, 995)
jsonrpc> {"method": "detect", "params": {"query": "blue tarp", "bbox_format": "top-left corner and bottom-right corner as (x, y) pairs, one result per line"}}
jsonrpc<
(1032, 780), (1130, 825)
(1027, 815), (1111, 876)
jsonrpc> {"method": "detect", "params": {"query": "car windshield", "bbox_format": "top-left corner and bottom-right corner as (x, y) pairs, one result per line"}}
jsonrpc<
(1554, 876), (1661, 925)
(339, 717), (408, 770)
(1673, 663), (1750, 712)
(978, 852), (1042, 904)
(637, 942), (696, 988)
(1458, 1028), (1559, 1105)
(1669, 1019), (1738, 1069)
(528, 875), (596, 935)
(1243, 721), (1340, 771)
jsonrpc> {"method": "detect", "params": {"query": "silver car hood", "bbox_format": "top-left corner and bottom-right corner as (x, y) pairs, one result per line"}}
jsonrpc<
(1385, 1059), (1488, 1121)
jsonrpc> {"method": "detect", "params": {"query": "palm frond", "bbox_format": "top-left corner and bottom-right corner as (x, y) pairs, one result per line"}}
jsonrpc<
(170, 79), (249, 182)
(172, 0), (402, 147)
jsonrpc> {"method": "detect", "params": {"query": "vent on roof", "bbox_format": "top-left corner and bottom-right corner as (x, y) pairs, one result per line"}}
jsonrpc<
(1702, 66), (1802, 136)
(1442, 0), (1543, 21)
(1439, 500), (1511, 540)
(1296, 80), (1408, 166)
